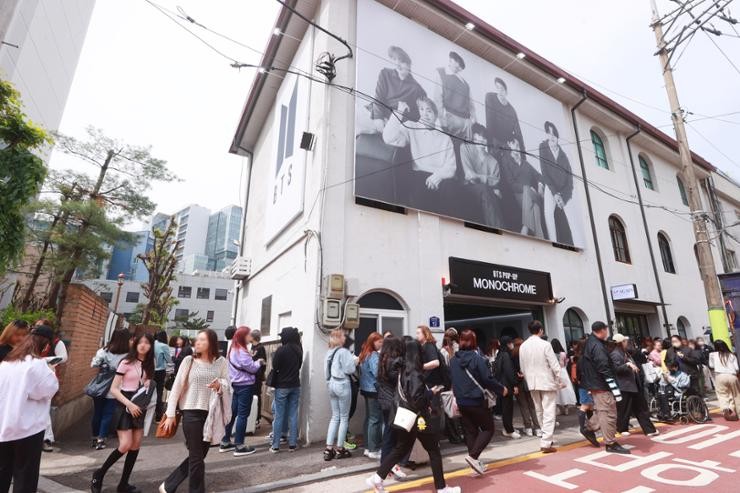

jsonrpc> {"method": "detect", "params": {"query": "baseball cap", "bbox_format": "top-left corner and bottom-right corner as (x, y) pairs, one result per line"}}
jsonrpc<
(31, 325), (54, 341)
(613, 333), (629, 344)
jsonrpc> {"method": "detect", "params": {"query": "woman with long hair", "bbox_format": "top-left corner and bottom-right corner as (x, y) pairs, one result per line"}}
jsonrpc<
(367, 339), (459, 493)
(451, 330), (506, 476)
(512, 337), (540, 436)
(551, 338), (577, 414)
(359, 332), (384, 459)
(219, 326), (264, 456)
(90, 332), (155, 493)
(572, 338), (598, 446)
(708, 340), (740, 420)
(89, 329), (131, 450)
(0, 320), (29, 362)
(376, 336), (408, 481)
(0, 331), (58, 492)
(494, 336), (519, 438)
(160, 329), (228, 493)
(324, 328), (358, 461)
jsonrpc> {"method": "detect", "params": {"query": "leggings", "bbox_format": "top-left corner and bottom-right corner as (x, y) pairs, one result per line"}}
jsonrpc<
(377, 427), (445, 490)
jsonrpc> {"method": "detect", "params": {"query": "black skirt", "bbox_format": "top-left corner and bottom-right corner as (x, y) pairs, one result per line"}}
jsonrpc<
(113, 390), (146, 430)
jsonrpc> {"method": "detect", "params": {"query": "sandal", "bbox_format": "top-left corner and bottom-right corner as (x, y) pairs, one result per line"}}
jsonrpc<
(323, 448), (335, 461)
(335, 447), (352, 459)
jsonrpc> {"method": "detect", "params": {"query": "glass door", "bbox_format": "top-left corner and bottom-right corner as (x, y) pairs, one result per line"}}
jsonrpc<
(354, 309), (407, 355)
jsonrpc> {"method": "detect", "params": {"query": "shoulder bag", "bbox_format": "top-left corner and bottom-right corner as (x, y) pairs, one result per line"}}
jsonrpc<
(440, 389), (460, 418)
(84, 361), (116, 398)
(156, 357), (192, 439)
(392, 374), (418, 432)
(465, 368), (496, 409)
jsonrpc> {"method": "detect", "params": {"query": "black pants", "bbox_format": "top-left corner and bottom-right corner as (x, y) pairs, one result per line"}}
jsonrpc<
(164, 410), (210, 493)
(377, 428), (445, 490)
(254, 381), (263, 422)
(459, 403), (495, 459)
(500, 393), (515, 433)
(154, 370), (166, 421)
(617, 390), (656, 434)
(0, 430), (44, 493)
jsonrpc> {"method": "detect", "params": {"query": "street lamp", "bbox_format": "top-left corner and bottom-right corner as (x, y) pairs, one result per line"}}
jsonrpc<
(113, 272), (125, 313)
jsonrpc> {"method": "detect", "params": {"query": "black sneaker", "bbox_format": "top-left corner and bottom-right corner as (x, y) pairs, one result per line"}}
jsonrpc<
(335, 448), (352, 459)
(43, 440), (53, 452)
(234, 445), (257, 457)
(116, 484), (141, 493)
(605, 442), (631, 454)
(219, 442), (235, 453)
(323, 448), (335, 461)
(95, 439), (107, 450)
(90, 471), (103, 493)
(289, 445), (297, 452)
(581, 429), (600, 448)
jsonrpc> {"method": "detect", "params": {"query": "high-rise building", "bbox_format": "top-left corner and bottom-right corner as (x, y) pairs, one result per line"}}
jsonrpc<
(205, 205), (242, 271)
(105, 231), (152, 282)
(173, 204), (210, 266)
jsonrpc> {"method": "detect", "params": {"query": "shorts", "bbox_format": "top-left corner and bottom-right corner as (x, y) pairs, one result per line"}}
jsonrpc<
(578, 388), (594, 405)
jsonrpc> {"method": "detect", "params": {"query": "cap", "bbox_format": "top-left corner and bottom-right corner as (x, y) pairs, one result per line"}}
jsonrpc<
(613, 333), (629, 344)
(31, 325), (54, 341)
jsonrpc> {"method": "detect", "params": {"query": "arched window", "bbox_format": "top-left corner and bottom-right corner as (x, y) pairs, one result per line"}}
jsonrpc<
(677, 175), (689, 206)
(639, 155), (655, 190)
(562, 308), (585, 345)
(658, 232), (676, 273)
(676, 316), (690, 338)
(609, 215), (631, 263)
(355, 291), (407, 355)
(591, 130), (609, 169)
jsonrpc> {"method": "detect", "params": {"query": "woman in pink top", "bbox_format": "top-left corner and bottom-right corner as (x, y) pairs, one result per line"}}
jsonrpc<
(649, 340), (663, 367)
(91, 333), (154, 493)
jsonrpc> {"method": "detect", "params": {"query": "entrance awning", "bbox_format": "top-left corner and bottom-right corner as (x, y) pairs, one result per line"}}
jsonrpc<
(614, 299), (667, 315)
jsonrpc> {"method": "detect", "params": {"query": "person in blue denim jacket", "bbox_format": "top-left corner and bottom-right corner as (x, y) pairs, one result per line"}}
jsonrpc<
(359, 333), (384, 459)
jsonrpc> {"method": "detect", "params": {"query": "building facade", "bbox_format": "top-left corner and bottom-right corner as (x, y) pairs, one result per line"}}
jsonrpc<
(205, 205), (243, 271)
(105, 231), (152, 282)
(229, 0), (740, 443)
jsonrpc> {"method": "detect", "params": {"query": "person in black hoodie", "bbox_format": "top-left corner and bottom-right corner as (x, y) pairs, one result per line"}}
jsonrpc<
(269, 327), (302, 452)
(451, 330), (506, 476)
(367, 340), (460, 493)
(493, 336), (519, 438)
(376, 336), (408, 481)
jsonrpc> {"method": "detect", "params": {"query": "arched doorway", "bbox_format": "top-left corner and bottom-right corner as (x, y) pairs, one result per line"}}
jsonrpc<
(563, 308), (585, 346)
(676, 316), (690, 339)
(354, 291), (407, 355)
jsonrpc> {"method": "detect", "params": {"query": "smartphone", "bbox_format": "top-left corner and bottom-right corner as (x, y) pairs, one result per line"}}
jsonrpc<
(47, 357), (63, 366)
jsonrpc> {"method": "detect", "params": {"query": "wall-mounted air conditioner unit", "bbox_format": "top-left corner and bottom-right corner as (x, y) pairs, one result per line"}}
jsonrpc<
(230, 257), (252, 280)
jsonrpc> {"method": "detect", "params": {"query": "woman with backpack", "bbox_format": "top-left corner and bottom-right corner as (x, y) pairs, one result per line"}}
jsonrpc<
(324, 328), (358, 461)
(89, 329), (131, 450)
(91, 333), (155, 493)
(367, 339), (460, 493)
(451, 330), (506, 476)
(359, 332), (384, 459)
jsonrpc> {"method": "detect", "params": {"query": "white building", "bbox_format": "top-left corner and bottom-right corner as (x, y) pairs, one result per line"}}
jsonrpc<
(228, 0), (740, 443)
(173, 204), (211, 266)
(0, 0), (95, 133)
(83, 271), (234, 338)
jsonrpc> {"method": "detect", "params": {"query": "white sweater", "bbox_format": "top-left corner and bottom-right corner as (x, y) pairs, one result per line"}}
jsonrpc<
(166, 356), (228, 417)
(0, 356), (59, 441)
(709, 352), (739, 375)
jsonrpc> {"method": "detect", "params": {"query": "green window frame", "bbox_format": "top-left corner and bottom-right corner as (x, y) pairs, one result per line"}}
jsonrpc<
(591, 130), (609, 169)
(677, 176), (688, 206)
(639, 156), (654, 190)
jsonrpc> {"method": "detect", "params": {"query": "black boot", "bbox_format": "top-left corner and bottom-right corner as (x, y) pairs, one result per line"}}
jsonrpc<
(117, 449), (140, 493)
(90, 449), (123, 493)
(578, 410), (600, 447)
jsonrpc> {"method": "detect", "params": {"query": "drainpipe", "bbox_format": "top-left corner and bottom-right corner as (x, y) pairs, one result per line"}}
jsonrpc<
(231, 151), (253, 325)
(625, 127), (670, 337)
(571, 92), (613, 327)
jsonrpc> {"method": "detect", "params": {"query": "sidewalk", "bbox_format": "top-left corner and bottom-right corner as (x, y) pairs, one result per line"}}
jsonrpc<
(39, 410), (581, 492)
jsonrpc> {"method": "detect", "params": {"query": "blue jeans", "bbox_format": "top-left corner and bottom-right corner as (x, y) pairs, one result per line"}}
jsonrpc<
(272, 387), (300, 449)
(91, 397), (117, 438)
(326, 380), (352, 447)
(363, 393), (383, 452)
(222, 384), (255, 446)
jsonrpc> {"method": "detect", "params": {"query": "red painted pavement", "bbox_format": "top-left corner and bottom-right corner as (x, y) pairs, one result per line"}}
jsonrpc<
(394, 419), (740, 493)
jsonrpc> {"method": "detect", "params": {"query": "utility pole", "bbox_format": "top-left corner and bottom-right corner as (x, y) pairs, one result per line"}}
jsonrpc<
(649, 0), (731, 346)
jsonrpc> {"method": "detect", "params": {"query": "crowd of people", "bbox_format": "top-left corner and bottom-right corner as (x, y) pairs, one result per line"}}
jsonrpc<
(1, 316), (738, 493)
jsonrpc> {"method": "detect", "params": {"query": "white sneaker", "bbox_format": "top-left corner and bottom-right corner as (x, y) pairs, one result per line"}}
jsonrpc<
(366, 473), (386, 492)
(159, 484), (168, 493)
(465, 455), (486, 475)
(437, 487), (461, 493)
(523, 428), (534, 437)
(647, 430), (660, 437)
(535, 429), (543, 437)
(502, 430), (521, 439)
(620, 431), (631, 437)
(367, 450), (381, 460)
(391, 464), (407, 480)
(363, 449), (370, 457)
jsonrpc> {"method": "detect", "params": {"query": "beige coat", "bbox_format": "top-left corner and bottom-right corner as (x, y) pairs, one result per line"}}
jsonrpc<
(202, 379), (232, 445)
(519, 335), (561, 392)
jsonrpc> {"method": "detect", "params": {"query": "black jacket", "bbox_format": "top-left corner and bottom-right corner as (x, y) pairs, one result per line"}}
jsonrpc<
(378, 356), (404, 412)
(452, 349), (505, 406)
(580, 334), (616, 391)
(271, 328), (303, 388)
(492, 348), (517, 391)
(253, 344), (267, 382)
(664, 346), (701, 377)
(610, 348), (639, 393)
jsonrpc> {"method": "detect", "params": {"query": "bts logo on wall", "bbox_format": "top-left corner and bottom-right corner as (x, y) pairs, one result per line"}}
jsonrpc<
(266, 71), (308, 243)
(353, 0), (586, 249)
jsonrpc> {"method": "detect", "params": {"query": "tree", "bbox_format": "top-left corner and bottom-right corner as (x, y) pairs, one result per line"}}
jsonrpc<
(0, 78), (50, 274)
(138, 218), (180, 326)
(179, 311), (210, 332)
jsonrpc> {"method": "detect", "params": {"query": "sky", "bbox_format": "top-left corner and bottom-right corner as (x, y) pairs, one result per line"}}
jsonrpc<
(52, 0), (740, 231)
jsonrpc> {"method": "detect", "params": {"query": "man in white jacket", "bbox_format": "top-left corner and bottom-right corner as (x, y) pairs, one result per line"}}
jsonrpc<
(518, 320), (562, 453)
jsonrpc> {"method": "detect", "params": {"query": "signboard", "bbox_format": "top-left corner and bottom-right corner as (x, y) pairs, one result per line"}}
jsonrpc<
(429, 316), (440, 328)
(448, 257), (553, 304)
(611, 283), (638, 301)
(353, 0), (585, 248)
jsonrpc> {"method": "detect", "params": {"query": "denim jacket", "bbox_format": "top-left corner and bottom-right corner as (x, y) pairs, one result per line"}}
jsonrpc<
(359, 351), (379, 395)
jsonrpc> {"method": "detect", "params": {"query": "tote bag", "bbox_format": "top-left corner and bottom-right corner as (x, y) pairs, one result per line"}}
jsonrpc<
(440, 390), (460, 418)
(84, 363), (116, 398)
(392, 375), (418, 432)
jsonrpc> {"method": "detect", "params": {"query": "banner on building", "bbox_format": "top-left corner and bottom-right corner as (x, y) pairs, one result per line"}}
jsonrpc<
(353, 0), (585, 248)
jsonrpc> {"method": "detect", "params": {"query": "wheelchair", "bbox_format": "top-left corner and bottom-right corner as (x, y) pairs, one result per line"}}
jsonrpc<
(648, 385), (710, 424)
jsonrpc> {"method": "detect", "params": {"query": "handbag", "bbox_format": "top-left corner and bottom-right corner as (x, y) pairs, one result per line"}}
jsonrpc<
(392, 375), (418, 432)
(465, 368), (496, 409)
(156, 357), (192, 439)
(84, 363), (116, 398)
(440, 390), (461, 418)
